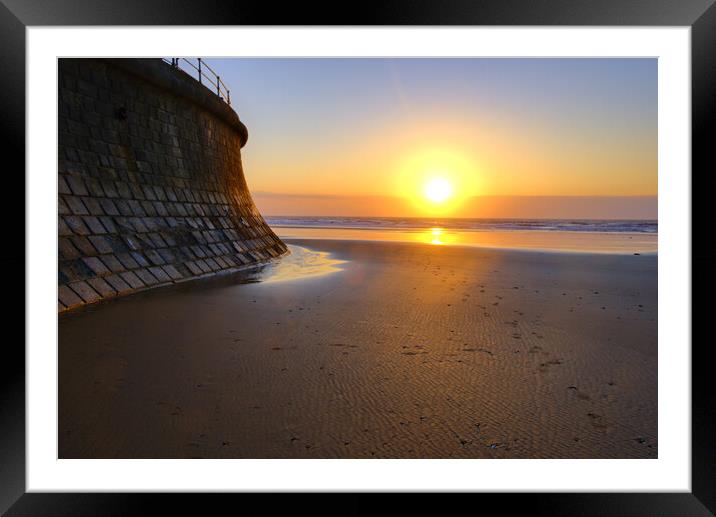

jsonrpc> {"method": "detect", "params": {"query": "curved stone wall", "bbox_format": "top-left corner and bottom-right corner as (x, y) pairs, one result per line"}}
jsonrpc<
(58, 58), (287, 312)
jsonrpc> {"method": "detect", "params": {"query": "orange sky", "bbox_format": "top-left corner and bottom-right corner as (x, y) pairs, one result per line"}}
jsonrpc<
(213, 58), (657, 218)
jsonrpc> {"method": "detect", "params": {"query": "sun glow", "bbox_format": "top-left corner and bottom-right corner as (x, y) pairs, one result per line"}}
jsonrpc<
(424, 178), (453, 204)
(394, 147), (481, 216)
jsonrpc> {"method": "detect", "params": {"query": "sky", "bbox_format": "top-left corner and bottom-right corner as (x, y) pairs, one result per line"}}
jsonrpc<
(203, 58), (657, 219)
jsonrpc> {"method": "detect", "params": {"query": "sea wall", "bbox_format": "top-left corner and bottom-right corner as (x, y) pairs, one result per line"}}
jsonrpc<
(58, 58), (287, 312)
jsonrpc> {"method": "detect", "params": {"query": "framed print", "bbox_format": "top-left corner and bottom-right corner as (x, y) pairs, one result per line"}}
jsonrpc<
(3, 0), (715, 514)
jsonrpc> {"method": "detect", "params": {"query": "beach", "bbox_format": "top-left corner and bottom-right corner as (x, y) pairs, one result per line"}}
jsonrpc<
(59, 236), (657, 459)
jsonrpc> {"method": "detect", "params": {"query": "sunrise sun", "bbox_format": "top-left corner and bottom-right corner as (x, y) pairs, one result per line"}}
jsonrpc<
(424, 177), (453, 204)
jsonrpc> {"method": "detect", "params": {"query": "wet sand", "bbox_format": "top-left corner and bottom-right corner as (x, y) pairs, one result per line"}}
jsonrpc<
(59, 238), (657, 458)
(273, 226), (658, 254)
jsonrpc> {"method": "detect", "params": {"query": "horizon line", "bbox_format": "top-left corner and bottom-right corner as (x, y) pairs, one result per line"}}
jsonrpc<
(253, 192), (658, 199)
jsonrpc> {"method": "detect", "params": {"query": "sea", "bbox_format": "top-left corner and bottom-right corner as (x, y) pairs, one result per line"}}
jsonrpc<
(265, 216), (658, 254)
(265, 216), (657, 234)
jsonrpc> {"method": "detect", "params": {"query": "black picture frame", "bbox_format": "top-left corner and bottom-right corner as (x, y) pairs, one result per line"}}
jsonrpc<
(3, 0), (714, 514)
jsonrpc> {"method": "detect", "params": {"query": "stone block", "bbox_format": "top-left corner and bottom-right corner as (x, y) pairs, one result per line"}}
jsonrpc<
(82, 197), (104, 215)
(184, 261), (203, 275)
(134, 268), (159, 286)
(142, 185), (157, 200)
(127, 200), (144, 216)
(99, 216), (117, 233)
(115, 252), (140, 270)
(58, 176), (71, 195)
(87, 277), (116, 297)
(129, 183), (145, 199)
(195, 260), (212, 274)
(120, 271), (145, 289)
(148, 266), (171, 283)
(143, 217), (160, 231)
(130, 251), (150, 267)
(83, 216), (107, 234)
(88, 235), (114, 254)
(66, 175), (89, 196)
(59, 262), (84, 283)
(82, 256), (110, 276)
(148, 234), (166, 248)
(152, 201), (169, 217)
(160, 232), (177, 247)
(225, 253), (242, 267)
(213, 256), (229, 269)
(161, 264), (183, 280)
(100, 180), (119, 198)
(99, 254), (125, 273)
(153, 185), (167, 201)
(104, 274), (132, 294)
(141, 201), (158, 216)
(165, 187), (178, 202)
(204, 258), (220, 271)
(131, 232), (150, 248)
(104, 234), (127, 254)
(58, 285), (83, 308)
(58, 238), (81, 260)
(70, 236), (97, 256)
(144, 249), (165, 266)
(123, 235), (143, 251)
(131, 218), (149, 233)
(99, 199), (120, 216)
(113, 217), (133, 233)
(65, 196), (89, 216)
(68, 281), (101, 303)
(116, 181), (132, 198)
(60, 215), (90, 235)
(58, 196), (71, 215)
(84, 178), (105, 197)
(157, 248), (175, 264)
(236, 253), (252, 265)
(58, 217), (73, 237)
(114, 199), (134, 216)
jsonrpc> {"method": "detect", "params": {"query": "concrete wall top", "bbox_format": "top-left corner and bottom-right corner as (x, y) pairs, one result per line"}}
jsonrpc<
(105, 59), (249, 147)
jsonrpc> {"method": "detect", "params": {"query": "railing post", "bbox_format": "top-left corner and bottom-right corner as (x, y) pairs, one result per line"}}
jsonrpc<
(167, 57), (230, 106)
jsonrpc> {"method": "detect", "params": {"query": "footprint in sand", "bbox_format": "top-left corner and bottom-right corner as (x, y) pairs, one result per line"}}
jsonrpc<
(586, 412), (608, 430)
(538, 358), (563, 373)
(567, 386), (591, 401)
(462, 347), (493, 355)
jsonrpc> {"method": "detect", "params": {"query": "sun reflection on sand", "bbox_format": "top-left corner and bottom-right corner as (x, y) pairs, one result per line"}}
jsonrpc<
(430, 228), (444, 245)
(273, 226), (658, 254)
(255, 245), (346, 283)
(421, 227), (454, 246)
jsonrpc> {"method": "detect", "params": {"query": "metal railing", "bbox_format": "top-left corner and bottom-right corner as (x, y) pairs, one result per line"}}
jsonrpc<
(163, 57), (231, 106)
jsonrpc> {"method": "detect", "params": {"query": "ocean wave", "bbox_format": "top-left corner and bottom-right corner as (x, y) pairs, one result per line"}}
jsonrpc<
(265, 217), (657, 234)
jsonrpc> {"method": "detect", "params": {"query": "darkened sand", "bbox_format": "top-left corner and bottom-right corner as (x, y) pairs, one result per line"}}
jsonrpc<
(59, 238), (657, 458)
